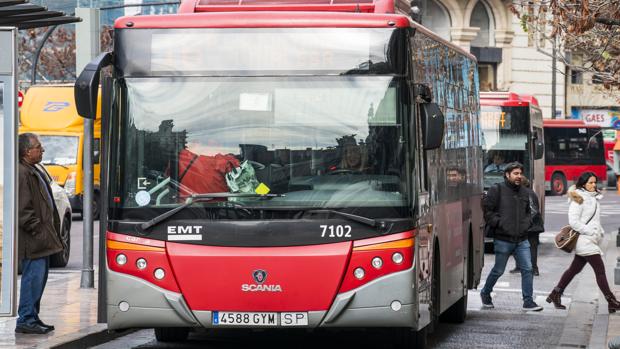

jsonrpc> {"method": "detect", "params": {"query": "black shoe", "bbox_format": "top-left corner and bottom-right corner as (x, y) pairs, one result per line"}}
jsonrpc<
(36, 320), (54, 331)
(523, 300), (543, 312)
(509, 267), (520, 274)
(480, 292), (494, 308)
(533, 268), (540, 276)
(15, 323), (51, 334)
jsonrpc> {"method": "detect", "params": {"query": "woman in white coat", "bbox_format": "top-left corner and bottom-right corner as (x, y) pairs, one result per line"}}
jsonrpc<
(546, 172), (620, 312)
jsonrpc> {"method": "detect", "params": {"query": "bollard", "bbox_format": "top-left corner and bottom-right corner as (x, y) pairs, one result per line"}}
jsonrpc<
(617, 227), (620, 247)
(616, 257), (620, 285)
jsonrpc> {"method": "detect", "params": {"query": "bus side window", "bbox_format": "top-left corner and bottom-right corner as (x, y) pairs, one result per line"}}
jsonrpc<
(94, 138), (101, 164)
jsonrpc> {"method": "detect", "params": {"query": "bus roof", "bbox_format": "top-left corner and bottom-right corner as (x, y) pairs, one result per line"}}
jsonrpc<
(543, 119), (601, 129)
(480, 91), (540, 108)
(114, 11), (475, 61)
(179, 0), (395, 13)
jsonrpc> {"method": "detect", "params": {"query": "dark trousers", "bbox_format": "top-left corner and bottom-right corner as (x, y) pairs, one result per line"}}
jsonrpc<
(528, 235), (539, 270)
(556, 254), (612, 296)
(17, 257), (49, 326)
(512, 235), (540, 270)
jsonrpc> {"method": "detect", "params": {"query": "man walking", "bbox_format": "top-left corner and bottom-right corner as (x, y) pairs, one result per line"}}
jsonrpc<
(16, 133), (64, 334)
(480, 162), (543, 311)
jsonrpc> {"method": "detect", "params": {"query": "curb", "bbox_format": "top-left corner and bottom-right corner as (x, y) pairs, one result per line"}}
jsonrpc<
(38, 324), (137, 349)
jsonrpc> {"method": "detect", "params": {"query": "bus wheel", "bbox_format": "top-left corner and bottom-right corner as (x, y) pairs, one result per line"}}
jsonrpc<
(429, 245), (440, 333)
(154, 327), (190, 342)
(394, 327), (427, 349)
(440, 292), (468, 323)
(551, 173), (567, 195)
(93, 191), (101, 220)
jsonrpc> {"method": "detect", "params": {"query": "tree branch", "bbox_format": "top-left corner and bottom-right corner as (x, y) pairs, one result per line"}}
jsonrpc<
(596, 17), (620, 26)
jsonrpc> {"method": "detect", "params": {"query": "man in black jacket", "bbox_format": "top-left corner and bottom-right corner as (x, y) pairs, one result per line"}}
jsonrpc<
(480, 162), (543, 311)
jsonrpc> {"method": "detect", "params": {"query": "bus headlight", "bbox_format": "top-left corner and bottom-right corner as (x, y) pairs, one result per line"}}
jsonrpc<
(353, 267), (365, 280)
(371, 257), (383, 269)
(392, 252), (404, 264)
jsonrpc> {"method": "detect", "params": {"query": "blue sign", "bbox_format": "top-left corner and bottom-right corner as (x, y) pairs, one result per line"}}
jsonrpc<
(43, 101), (70, 112)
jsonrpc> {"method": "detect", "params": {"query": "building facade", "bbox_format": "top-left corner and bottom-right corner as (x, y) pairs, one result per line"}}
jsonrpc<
(419, 0), (565, 119)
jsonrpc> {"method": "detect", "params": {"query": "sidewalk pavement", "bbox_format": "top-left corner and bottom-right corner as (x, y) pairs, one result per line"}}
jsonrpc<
(605, 229), (620, 348)
(0, 269), (119, 349)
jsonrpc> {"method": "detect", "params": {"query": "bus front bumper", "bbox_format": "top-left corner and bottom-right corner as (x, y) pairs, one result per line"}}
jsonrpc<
(106, 266), (418, 330)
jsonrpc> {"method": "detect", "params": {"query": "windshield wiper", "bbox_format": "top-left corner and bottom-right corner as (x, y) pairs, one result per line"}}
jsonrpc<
(301, 209), (380, 228)
(42, 162), (69, 169)
(139, 192), (284, 232)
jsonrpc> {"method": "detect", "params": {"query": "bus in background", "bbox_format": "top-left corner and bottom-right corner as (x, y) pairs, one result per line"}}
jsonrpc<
(74, 0), (485, 347)
(544, 119), (606, 195)
(479, 92), (545, 203)
(19, 85), (102, 218)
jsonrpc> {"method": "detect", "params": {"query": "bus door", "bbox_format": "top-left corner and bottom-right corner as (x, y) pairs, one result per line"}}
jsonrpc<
(410, 94), (433, 330)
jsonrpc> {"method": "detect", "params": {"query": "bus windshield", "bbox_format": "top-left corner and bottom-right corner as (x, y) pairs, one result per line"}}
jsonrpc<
(480, 105), (530, 187)
(38, 135), (79, 166)
(111, 76), (408, 220)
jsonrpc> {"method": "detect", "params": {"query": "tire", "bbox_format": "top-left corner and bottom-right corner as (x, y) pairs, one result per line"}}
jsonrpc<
(466, 237), (474, 289)
(80, 192), (101, 220)
(440, 292), (468, 324)
(154, 327), (190, 342)
(394, 327), (427, 349)
(550, 173), (567, 196)
(93, 191), (101, 220)
(50, 215), (71, 268)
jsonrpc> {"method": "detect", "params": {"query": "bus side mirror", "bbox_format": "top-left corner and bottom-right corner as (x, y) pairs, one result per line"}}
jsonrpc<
(534, 139), (544, 159)
(420, 102), (444, 150)
(75, 52), (112, 119)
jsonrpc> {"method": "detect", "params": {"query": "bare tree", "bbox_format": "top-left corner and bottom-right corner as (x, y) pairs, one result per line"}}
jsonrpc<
(511, 0), (620, 89)
(18, 27), (77, 84)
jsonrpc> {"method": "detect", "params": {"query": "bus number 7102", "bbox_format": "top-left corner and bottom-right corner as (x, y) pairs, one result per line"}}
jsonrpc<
(320, 225), (352, 238)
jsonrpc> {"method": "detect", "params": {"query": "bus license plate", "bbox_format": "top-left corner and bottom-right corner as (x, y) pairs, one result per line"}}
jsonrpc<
(212, 312), (308, 326)
(213, 312), (278, 326)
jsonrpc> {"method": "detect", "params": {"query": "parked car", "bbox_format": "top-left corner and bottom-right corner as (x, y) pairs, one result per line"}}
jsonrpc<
(35, 164), (72, 267)
(608, 162), (618, 189)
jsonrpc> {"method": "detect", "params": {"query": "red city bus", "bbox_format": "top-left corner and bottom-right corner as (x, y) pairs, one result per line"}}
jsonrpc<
(479, 92), (545, 207)
(543, 119), (606, 195)
(74, 0), (484, 347)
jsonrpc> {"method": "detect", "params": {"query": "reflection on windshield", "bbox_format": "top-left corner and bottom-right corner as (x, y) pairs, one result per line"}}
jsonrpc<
(115, 77), (407, 216)
(480, 105), (529, 187)
(39, 135), (79, 166)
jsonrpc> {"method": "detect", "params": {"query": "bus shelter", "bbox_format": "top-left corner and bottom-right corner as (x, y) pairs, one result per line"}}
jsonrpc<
(0, 0), (80, 316)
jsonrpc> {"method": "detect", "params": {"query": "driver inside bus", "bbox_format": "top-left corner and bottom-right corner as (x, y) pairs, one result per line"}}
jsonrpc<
(339, 142), (369, 173)
(485, 152), (507, 173)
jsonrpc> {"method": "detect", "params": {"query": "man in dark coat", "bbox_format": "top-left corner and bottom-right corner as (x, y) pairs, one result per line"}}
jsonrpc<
(16, 133), (63, 334)
(479, 162), (543, 312)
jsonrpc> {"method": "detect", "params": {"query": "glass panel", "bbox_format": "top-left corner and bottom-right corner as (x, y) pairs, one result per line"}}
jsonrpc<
(480, 105), (530, 187)
(0, 82), (4, 304)
(111, 76), (408, 220)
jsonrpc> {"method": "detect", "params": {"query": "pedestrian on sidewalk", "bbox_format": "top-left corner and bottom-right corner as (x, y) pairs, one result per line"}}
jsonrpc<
(509, 176), (545, 276)
(547, 172), (620, 312)
(480, 162), (543, 311)
(16, 133), (64, 334)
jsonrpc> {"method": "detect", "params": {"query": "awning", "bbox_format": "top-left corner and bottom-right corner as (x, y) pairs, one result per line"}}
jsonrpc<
(0, 0), (81, 29)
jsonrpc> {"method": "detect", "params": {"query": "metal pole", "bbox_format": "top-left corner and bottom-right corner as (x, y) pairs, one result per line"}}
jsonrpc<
(30, 25), (58, 85)
(81, 117), (94, 288)
(76, 7), (100, 289)
(551, 37), (557, 119)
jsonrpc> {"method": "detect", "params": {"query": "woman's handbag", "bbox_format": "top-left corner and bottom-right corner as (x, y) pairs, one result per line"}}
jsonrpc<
(554, 226), (579, 253)
(554, 201), (598, 253)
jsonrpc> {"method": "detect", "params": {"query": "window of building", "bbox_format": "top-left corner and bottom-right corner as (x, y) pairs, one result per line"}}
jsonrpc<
(570, 69), (583, 84)
(470, 1), (495, 47)
(421, 0), (451, 41)
(478, 63), (496, 91)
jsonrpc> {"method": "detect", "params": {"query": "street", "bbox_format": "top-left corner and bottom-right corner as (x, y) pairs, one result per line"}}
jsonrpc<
(59, 191), (620, 348)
